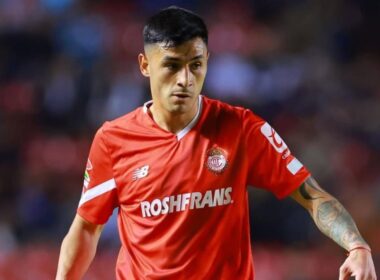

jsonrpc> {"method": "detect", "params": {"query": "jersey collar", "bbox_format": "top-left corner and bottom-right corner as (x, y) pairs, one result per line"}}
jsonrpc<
(143, 95), (203, 141)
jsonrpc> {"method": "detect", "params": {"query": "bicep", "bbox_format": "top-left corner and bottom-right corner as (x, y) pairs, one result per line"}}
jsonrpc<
(68, 214), (104, 240)
(243, 111), (311, 198)
(62, 214), (104, 253)
(57, 215), (104, 278)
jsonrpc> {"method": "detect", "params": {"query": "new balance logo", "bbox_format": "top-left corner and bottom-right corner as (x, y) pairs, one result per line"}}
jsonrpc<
(132, 165), (149, 181)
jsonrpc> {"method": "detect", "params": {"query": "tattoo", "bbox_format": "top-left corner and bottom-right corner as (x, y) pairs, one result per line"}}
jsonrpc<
(295, 177), (367, 250)
(299, 178), (324, 200)
(316, 199), (366, 250)
(300, 184), (319, 200)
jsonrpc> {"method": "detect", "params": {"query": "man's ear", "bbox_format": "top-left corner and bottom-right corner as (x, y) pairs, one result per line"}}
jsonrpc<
(138, 53), (150, 77)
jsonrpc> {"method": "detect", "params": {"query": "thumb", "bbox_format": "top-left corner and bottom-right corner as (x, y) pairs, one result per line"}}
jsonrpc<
(339, 265), (352, 280)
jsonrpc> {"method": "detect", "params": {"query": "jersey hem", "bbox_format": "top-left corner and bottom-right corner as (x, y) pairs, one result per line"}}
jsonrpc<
(77, 209), (108, 225)
(276, 172), (311, 200)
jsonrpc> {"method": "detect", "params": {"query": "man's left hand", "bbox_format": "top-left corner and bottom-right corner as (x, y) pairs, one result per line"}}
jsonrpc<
(339, 248), (377, 280)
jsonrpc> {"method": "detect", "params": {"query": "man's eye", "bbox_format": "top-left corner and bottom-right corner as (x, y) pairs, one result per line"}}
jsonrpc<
(165, 64), (178, 70)
(191, 62), (202, 70)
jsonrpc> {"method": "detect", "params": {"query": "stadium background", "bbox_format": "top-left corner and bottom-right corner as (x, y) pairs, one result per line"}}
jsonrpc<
(0, 0), (379, 279)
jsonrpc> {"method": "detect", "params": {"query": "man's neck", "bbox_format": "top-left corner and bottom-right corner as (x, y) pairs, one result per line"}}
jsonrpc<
(149, 100), (199, 135)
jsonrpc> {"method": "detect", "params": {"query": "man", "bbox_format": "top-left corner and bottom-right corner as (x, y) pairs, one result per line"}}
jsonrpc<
(56, 6), (377, 280)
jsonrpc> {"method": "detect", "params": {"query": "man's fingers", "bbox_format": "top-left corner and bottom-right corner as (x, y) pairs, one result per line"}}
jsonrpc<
(341, 267), (377, 280)
(339, 265), (375, 280)
(353, 271), (364, 280)
(339, 265), (351, 280)
(340, 250), (377, 280)
(361, 271), (377, 280)
(353, 269), (377, 280)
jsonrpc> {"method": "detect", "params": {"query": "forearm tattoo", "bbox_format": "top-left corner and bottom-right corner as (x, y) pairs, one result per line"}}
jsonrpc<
(299, 177), (324, 200)
(299, 178), (367, 250)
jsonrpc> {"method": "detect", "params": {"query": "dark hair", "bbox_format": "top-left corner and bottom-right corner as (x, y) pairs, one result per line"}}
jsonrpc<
(143, 6), (208, 48)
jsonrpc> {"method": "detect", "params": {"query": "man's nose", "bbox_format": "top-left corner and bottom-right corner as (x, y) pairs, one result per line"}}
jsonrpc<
(177, 66), (193, 88)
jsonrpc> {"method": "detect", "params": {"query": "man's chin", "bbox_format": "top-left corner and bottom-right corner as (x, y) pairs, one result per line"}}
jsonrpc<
(168, 104), (190, 114)
(169, 97), (195, 112)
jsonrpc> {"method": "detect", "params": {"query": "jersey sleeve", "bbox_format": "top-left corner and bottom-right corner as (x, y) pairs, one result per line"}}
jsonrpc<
(243, 109), (310, 199)
(77, 126), (118, 224)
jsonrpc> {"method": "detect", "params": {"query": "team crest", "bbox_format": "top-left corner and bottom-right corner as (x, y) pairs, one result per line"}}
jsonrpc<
(206, 147), (228, 174)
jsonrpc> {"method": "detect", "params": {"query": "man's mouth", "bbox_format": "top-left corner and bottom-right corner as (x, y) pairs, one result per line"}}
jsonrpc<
(171, 92), (191, 98)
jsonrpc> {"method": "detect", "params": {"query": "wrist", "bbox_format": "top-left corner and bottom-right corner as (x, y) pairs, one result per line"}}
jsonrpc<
(347, 245), (371, 256)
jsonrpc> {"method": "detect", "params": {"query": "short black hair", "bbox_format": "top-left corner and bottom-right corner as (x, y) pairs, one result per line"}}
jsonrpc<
(143, 6), (208, 48)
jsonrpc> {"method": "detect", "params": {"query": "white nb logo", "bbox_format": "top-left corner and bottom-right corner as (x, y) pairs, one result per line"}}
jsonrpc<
(132, 165), (149, 181)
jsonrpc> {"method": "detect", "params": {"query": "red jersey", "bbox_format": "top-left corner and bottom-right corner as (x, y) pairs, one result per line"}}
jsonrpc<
(77, 96), (310, 280)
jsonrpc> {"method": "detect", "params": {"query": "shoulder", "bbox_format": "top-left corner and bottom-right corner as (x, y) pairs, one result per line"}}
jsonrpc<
(92, 107), (145, 152)
(202, 95), (263, 124)
(93, 107), (145, 146)
(99, 107), (142, 133)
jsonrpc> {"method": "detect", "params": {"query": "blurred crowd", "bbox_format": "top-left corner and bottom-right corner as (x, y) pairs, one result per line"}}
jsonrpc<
(0, 0), (379, 279)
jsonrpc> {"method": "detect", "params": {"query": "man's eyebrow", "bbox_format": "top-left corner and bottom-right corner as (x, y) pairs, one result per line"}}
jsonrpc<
(162, 54), (204, 62)
(190, 54), (204, 61)
(162, 56), (180, 61)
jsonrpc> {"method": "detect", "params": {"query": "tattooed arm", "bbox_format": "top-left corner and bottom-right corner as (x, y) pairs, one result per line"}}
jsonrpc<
(291, 176), (367, 250)
(290, 176), (377, 280)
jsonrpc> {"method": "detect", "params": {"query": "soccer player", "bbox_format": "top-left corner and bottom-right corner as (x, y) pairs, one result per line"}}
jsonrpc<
(56, 6), (377, 280)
